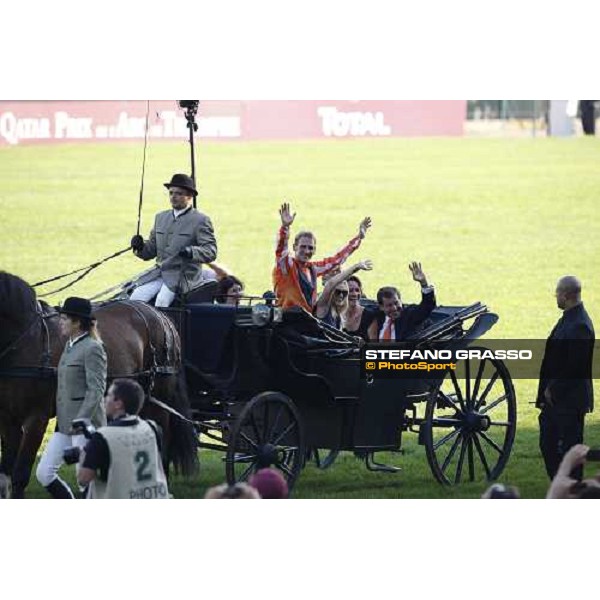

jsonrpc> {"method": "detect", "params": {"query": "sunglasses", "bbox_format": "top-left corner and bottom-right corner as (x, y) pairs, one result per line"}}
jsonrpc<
(334, 290), (349, 298)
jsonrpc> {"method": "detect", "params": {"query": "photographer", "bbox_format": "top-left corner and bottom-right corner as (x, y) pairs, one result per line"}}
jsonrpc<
(546, 444), (600, 499)
(77, 379), (170, 499)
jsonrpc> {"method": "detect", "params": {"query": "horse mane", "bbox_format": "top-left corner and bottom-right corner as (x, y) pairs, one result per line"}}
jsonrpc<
(0, 271), (38, 322)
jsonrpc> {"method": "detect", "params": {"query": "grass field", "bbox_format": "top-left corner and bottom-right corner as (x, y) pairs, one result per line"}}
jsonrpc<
(1, 136), (599, 498)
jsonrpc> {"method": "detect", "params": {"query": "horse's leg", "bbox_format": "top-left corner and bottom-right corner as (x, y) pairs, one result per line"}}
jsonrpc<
(11, 413), (49, 499)
(0, 415), (22, 497)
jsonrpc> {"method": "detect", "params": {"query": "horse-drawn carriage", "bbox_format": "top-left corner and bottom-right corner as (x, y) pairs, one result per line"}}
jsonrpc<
(0, 269), (517, 498)
(158, 286), (517, 491)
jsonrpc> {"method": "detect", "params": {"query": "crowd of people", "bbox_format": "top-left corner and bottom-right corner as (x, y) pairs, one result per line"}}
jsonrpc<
(25, 173), (594, 500)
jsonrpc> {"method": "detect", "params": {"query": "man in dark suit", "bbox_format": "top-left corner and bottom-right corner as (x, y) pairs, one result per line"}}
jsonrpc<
(368, 262), (436, 341)
(537, 275), (595, 479)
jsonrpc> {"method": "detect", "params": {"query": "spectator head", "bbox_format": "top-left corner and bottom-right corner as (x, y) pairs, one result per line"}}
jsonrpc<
(481, 483), (520, 499)
(555, 275), (582, 310)
(293, 231), (316, 263)
(215, 276), (244, 306)
(376, 286), (402, 319)
(331, 280), (349, 315)
(204, 482), (260, 499)
(262, 290), (276, 307)
(348, 275), (364, 305)
(105, 378), (145, 418)
(249, 468), (289, 499)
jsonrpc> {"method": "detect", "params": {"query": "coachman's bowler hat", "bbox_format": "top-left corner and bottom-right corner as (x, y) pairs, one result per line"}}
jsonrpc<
(59, 297), (95, 320)
(163, 173), (198, 197)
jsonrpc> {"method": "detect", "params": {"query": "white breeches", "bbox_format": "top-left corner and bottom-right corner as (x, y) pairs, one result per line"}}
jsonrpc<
(36, 432), (86, 489)
(130, 278), (176, 307)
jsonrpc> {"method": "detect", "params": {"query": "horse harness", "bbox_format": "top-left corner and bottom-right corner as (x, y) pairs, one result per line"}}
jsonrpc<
(93, 299), (179, 395)
(0, 302), (57, 379)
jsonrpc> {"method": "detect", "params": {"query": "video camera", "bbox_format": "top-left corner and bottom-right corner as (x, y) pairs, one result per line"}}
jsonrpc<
(178, 100), (199, 111)
(63, 419), (96, 465)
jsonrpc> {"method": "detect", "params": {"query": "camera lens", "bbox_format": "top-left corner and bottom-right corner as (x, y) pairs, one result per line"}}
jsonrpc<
(63, 446), (81, 465)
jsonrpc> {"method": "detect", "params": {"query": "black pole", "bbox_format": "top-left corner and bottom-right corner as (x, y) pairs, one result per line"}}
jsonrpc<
(179, 101), (199, 208)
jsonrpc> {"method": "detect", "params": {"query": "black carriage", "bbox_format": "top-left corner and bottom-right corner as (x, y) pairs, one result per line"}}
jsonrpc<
(165, 292), (517, 491)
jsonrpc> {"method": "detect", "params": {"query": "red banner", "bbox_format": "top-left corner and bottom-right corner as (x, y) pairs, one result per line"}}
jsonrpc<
(0, 101), (465, 146)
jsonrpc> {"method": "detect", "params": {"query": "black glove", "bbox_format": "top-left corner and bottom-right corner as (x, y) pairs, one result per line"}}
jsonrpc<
(131, 235), (144, 252)
(179, 247), (193, 259)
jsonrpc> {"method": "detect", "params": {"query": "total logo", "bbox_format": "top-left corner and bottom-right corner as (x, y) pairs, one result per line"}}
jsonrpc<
(317, 106), (392, 137)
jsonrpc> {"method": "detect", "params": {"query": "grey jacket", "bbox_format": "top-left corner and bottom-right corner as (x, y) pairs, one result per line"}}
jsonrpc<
(136, 207), (217, 293)
(56, 334), (107, 434)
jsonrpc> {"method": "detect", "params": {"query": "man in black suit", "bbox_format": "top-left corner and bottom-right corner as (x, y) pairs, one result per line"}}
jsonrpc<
(537, 275), (595, 479)
(368, 262), (436, 341)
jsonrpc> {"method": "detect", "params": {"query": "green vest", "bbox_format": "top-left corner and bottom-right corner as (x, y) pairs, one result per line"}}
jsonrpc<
(88, 419), (169, 499)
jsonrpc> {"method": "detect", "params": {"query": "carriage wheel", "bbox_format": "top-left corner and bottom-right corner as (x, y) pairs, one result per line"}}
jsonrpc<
(225, 392), (305, 491)
(423, 349), (517, 485)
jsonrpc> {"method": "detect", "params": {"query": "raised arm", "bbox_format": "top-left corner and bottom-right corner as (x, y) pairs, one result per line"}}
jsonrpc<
(205, 261), (231, 281)
(275, 202), (296, 275)
(313, 217), (371, 277)
(315, 260), (373, 318)
(409, 261), (436, 319)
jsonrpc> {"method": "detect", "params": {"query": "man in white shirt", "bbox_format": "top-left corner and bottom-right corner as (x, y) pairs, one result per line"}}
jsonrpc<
(368, 262), (436, 341)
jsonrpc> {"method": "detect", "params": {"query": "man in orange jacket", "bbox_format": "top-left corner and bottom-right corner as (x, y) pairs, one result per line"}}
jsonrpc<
(273, 202), (371, 312)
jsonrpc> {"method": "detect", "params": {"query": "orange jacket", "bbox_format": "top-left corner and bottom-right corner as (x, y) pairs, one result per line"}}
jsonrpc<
(272, 225), (362, 311)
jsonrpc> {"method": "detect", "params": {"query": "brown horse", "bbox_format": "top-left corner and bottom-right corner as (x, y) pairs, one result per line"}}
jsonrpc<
(0, 271), (197, 498)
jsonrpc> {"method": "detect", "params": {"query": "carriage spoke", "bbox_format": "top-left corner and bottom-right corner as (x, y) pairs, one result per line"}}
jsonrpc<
(471, 359), (487, 406)
(467, 436), (475, 481)
(441, 432), (462, 474)
(474, 372), (499, 410)
(454, 434), (468, 484)
(239, 461), (257, 481)
(472, 434), (491, 479)
(479, 431), (504, 455)
(272, 420), (297, 446)
(465, 359), (472, 409)
(268, 406), (284, 444)
(479, 394), (508, 415)
(449, 370), (466, 412)
(438, 390), (463, 414)
(239, 431), (259, 451)
(433, 426), (461, 451)
(249, 412), (262, 445)
(263, 402), (270, 439)
(488, 421), (511, 427)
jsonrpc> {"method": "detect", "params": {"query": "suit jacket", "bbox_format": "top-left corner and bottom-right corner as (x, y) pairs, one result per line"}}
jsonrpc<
(56, 334), (107, 434)
(375, 289), (436, 340)
(137, 207), (217, 293)
(536, 303), (595, 413)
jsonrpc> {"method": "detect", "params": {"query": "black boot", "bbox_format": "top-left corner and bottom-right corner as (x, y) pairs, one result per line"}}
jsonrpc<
(45, 478), (74, 499)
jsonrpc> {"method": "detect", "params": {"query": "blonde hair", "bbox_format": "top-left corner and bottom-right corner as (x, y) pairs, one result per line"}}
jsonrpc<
(331, 281), (349, 328)
(74, 317), (102, 343)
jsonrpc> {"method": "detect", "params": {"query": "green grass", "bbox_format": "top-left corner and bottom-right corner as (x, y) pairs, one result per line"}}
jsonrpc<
(1, 136), (599, 498)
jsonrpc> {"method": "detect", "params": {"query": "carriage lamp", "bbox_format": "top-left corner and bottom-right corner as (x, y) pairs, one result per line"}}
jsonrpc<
(251, 304), (282, 326)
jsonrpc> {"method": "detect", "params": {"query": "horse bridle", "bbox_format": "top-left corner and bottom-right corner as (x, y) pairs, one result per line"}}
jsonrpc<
(0, 304), (57, 378)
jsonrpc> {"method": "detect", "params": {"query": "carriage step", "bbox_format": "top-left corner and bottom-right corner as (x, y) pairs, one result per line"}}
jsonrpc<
(365, 452), (402, 473)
